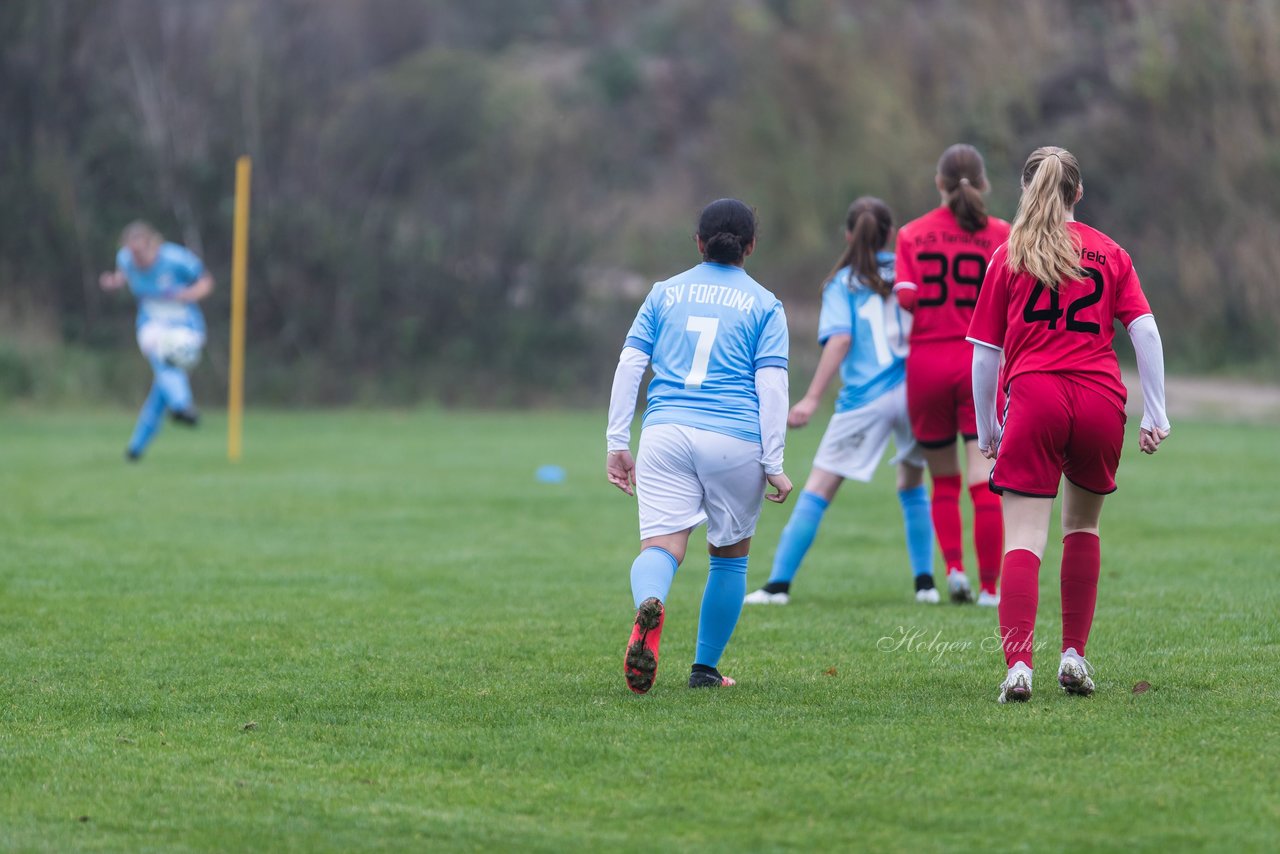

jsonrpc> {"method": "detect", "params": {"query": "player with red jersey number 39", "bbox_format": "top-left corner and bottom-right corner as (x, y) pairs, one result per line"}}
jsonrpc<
(966, 146), (1171, 704)
(894, 145), (1011, 606)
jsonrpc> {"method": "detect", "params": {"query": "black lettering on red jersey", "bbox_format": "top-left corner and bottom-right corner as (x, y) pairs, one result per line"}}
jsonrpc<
(1021, 267), (1105, 334)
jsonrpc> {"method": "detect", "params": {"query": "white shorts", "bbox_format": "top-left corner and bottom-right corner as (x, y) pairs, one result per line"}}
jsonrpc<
(137, 322), (206, 360)
(811, 384), (924, 482)
(636, 423), (766, 547)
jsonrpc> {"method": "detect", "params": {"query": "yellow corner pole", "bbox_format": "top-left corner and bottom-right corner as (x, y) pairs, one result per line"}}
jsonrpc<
(228, 155), (252, 462)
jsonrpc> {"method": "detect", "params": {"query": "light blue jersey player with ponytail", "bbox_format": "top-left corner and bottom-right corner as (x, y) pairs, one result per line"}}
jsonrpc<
(606, 199), (793, 694)
(745, 197), (939, 606)
(99, 222), (214, 461)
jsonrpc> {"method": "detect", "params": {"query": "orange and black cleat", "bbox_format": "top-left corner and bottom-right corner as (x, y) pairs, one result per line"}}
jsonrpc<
(624, 598), (665, 694)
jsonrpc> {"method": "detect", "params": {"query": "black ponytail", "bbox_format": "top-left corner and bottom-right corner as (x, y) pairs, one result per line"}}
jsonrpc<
(704, 232), (745, 263)
(697, 199), (757, 265)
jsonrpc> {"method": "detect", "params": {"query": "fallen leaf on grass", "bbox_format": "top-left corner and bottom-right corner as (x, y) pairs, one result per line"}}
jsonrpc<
(1132, 681), (1151, 695)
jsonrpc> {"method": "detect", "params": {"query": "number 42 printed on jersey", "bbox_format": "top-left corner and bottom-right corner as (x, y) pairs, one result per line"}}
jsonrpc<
(1023, 268), (1104, 333)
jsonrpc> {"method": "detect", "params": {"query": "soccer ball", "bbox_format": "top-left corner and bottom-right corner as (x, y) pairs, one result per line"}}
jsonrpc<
(157, 327), (204, 370)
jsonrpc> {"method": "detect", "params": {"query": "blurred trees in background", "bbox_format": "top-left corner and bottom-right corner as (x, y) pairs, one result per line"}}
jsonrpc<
(1, 0), (1278, 404)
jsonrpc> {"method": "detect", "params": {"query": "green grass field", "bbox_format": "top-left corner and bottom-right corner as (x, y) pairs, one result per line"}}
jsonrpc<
(1, 409), (1276, 851)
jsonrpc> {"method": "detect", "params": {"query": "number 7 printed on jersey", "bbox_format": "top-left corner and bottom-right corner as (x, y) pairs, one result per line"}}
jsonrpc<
(684, 315), (719, 389)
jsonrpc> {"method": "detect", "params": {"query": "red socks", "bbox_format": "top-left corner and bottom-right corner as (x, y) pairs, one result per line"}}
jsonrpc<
(969, 483), (1003, 594)
(931, 474), (964, 570)
(997, 536), (1102, 670)
(998, 549), (1041, 668)
(932, 477), (1001, 589)
(1060, 532), (1101, 655)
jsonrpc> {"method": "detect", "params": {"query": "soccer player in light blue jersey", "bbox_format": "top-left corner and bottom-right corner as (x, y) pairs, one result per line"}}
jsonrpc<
(99, 222), (213, 461)
(606, 199), (793, 694)
(744, 198), (939, 606)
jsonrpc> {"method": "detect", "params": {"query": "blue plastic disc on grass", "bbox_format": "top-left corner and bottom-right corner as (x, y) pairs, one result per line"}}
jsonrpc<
(535, 465), (566, 484)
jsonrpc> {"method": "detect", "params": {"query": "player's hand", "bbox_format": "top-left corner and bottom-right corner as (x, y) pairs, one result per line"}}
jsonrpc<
(977, 420), (1002, 460)
(99, 271), (124, 290)
(1139, 426), (1170, 455)
(787, 398), (818, 429)
(606, 450), (636, 496)
(765, 471), (793, 504)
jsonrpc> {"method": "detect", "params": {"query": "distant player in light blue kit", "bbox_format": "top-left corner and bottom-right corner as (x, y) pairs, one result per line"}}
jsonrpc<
(99, 222), (213, 461)
(606, 199), (793, 694)
(744, 197), (939, 605)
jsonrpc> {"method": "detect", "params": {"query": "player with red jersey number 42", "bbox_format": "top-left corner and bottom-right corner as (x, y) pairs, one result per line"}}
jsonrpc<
(966, 146), (1171, 704)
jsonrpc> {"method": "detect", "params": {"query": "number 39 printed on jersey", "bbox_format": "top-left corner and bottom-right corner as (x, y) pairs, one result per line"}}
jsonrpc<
(917, 252), (988, 307)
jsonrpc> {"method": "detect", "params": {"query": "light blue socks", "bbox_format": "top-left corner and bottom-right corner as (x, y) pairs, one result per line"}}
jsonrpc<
(694, 555), (748, 667)
(630, 547), (679, 608)
(128, 358), (196, 457)
(897, 484), (934, 578)
(127, 383), (168, 456)
(767, 490), (830, 585)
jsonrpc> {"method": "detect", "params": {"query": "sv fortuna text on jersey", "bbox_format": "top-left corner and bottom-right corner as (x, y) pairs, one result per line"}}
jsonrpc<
(662, 283), (757, 313)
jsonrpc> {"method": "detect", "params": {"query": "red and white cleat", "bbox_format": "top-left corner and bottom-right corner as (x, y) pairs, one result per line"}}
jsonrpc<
(998, 663), (1033, 704)
(1058, 649), (1096, 696)
(948, 569), (976, 604)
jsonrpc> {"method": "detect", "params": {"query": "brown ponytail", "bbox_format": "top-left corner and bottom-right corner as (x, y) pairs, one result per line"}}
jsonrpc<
(937, 144), (990, 233)
(827, 197), (893, 297)
(1005, 146), (1083, 289)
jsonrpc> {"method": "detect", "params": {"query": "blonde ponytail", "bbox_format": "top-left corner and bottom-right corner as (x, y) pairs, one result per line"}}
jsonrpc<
(1006, 146), (1083, 288)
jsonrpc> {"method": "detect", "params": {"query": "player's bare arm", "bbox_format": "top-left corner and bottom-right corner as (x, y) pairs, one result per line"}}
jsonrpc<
(99, 270), (126, 290)
(174, 272), (215, 303)
(789, 333), (850, 428)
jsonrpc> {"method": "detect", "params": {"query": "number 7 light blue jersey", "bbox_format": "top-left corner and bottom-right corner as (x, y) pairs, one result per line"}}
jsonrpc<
(624, 261), (789, 444)
(818, 252), (911, 413)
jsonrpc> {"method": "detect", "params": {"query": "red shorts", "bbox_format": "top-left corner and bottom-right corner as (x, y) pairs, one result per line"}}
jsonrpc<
(991, 372), (1126, 497)
(906, 341), (976, 447)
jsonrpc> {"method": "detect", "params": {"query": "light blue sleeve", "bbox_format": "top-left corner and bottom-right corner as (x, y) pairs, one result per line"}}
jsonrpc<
(118, 247), (156, 297)
(622, 288), (658, 355)
(755, 301), (789, 370)
(817, 277), (853, 344)
(168, 245), (205, 283)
